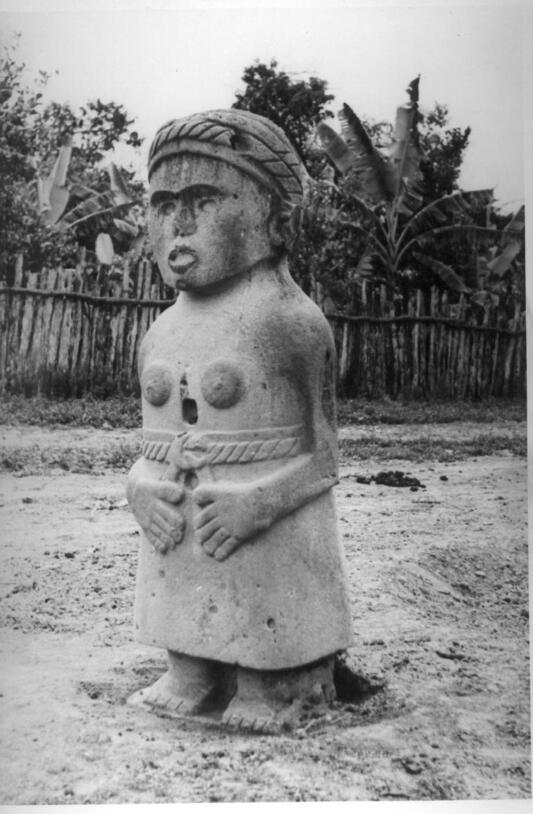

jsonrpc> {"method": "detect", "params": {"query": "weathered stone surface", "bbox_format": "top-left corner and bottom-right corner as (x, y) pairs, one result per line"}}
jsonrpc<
(126, 109), (353, 728)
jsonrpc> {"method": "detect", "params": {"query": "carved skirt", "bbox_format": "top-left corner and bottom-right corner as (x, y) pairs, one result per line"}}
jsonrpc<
(133, 427), (354, 670)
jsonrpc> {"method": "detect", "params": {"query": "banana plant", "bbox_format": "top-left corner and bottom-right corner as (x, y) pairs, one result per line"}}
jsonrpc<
(470, 205), (525, 308)
(317, 77), (497, 294)
(37, 139), (142, 264)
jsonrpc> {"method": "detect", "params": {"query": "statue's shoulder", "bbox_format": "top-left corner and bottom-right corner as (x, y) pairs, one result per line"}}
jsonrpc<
(255, 282), (334, 361)
(138, 300), (179, 372)
(150, 299), (179, 330)
(285, 283), (334, 337)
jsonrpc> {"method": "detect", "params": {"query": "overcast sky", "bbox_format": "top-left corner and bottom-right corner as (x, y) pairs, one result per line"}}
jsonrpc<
(0, 0), (529, 214)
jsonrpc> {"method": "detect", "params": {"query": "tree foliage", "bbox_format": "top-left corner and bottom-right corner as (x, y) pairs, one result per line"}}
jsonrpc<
(232, 59), (334, 169)
(0, 37), (143, 278)
(418, 103), (471, 201)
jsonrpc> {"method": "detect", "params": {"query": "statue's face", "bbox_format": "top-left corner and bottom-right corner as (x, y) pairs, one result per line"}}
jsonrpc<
(148, 154), (276, 292)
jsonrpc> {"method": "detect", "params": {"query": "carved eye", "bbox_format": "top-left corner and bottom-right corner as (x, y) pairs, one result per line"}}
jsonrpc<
(159, 199), (176, 216)
(197, 197), (216, 212)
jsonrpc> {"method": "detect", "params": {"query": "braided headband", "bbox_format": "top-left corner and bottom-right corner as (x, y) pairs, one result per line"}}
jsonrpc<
(148, 109), (307, 209)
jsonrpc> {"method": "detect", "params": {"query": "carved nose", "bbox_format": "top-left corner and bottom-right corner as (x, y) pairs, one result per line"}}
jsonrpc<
(174, 207), (196, 236)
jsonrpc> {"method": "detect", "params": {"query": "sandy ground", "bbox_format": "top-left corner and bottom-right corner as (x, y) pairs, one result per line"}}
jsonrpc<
(0, 424), (530, 803)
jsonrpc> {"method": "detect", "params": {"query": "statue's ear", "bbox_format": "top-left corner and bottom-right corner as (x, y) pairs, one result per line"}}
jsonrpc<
(267, 212), (285, 248)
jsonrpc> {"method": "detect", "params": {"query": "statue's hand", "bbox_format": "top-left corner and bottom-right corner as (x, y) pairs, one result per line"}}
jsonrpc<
(193, 482), (271, 561)
(128, 477), (185, 554)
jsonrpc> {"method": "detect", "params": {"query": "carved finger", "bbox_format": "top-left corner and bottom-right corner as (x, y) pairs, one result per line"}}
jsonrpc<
(170, 517), (186, 541)
(149, 521), (174, 551)
(193, 485), (216, 507)
(193, 504), (218, 530)
(151, 512), (174, 536)
(152, 538), (169, 554)
(213, 535), (241, 561)
(195, 517), (222, 544)
(145, 526), (168, 554)
(152, 513), (185, 545)
(169, 523), (185, 545)
(157, 502), (185, 529)
(202, 527), (231, 556)
(157, 481), (185, 504)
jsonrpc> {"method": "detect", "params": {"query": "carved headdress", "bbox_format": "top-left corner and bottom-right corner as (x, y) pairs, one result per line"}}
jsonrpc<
(148, 109), (308, 215)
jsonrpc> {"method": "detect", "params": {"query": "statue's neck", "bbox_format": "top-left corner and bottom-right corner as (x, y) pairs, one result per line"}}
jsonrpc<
(180, 255), (292, 304)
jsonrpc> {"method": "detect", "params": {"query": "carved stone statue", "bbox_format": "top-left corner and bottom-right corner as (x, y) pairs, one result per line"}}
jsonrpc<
(127, 109), (353, 732)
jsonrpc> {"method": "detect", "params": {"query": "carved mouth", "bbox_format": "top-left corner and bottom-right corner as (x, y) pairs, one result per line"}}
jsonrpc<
(168, 248), (197, 274)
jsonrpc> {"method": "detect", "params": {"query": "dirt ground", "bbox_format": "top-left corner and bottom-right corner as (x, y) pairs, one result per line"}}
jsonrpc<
(0, 423), (530, 803)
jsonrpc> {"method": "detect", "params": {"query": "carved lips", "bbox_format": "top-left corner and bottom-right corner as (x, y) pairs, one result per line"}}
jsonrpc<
(168, 247), (197, 275)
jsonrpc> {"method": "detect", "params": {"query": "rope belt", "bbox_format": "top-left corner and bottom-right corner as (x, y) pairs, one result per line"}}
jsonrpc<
(142, 424), (305, 471)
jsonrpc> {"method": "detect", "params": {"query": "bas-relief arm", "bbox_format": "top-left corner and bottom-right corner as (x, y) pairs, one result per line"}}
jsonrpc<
(126, 324), (187, 554)
(127, 451), (186, 554)
(193, 322), (339, 561)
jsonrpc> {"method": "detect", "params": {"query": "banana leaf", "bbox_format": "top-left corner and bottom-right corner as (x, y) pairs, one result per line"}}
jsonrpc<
(350, 249), (376, 282)
(40, 184), (70, 227)
(406, 75), (420, 105)
(394, 178), (424, 217)
(384, 103), (424, 201)
(112, 217), (138, 237)
(58, 190), (131, 231)
(486, 240), (522, 277)
(400, 189), (494, 241)
(471, 290), (500, 308)
(339, 193), (388, 243)
(67, 180), (103, 199)
(108, 162), (133, 206)
(481, 205), (525, 277)
(337, 220), (374, 240)
(423, 224), (499, 241)
(336, 103), (394, 205)
(400, 223), (500, 262)
(503, 204), (524, 237)
(316, 122), (355, 175)
(38, 135), (73, 225)
(413, 252), (470, 293)
(95, 232), (115, 265)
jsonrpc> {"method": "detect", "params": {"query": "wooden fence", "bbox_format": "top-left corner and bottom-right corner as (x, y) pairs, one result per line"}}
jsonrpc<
(0, 259), (526, 400)
(330, 286), (526, 399)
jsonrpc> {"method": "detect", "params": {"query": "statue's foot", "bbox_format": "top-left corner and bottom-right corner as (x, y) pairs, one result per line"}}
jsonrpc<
(222, 659), (335, 734)
(222, 695), (303, 734)
(128, 652), (228, 716)
(128, 670), (216, 714)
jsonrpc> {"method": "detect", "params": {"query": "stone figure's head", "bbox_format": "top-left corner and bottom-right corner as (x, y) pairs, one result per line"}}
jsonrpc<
(147, 109), (307, 292)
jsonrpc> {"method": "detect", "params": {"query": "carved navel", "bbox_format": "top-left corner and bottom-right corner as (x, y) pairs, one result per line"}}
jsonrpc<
(200, 359), (244, 409)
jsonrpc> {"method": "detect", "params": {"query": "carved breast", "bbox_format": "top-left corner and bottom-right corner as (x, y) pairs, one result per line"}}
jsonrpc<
(141, 362), (173, 406)
(200, 359), (245, 409)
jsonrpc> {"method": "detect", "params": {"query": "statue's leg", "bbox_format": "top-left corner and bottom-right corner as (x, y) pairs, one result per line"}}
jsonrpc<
(222, 657), (336, 733)
(128, 651), (230, 715)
